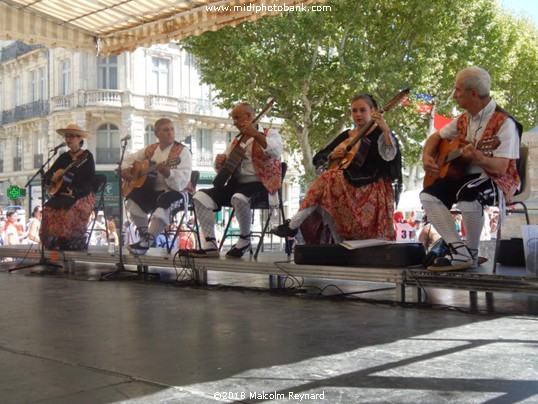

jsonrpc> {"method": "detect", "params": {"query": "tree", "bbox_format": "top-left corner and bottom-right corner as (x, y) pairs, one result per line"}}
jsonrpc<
(181, 0), (538, 188)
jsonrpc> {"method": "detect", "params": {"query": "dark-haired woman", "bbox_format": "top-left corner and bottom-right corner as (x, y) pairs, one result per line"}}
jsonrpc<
(274, 94), (401, 242)
(40, 124), (96, 250)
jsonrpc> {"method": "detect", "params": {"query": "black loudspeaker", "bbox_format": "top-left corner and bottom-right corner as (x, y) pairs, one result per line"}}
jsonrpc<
(294, 242), (425, 268)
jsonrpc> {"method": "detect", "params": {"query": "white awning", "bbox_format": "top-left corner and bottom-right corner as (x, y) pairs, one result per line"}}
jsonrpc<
(0, 0), (324, 55)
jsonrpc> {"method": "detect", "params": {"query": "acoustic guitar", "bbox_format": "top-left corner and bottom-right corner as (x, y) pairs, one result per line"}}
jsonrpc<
(423, 136), (500, 188)
(212, 98), (275, 188)
(327, 88), (410, 171)
(121, 157), (181, 197)
(47, 156), (89, 196)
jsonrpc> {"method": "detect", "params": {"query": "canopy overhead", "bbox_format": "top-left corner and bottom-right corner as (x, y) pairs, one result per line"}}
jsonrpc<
(0, 0), (322, 55)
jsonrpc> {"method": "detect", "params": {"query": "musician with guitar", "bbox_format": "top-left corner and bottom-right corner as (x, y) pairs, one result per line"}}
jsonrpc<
(40, 124), (96, 250)
(420, 66), (522, 271)
(273, 93), (402, 242)
(190, 102), (283, 258)
(121, 118), (192, 256)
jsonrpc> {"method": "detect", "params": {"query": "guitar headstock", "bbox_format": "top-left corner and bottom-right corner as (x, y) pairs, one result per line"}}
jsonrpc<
(477, 136), (501, 155)
(381, 88), (411, 113)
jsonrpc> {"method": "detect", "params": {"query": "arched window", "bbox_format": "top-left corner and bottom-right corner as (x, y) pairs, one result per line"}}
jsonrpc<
(96, 123), (120, 164)
(144, 124), (154, 147)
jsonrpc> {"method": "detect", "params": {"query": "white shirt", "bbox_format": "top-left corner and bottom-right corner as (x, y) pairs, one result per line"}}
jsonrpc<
(123, 143), (192, 192)
(439, 99), (519, 175)
(225, 126), (283, 180)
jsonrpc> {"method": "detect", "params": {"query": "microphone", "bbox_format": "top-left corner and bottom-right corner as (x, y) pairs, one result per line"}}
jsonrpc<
(50, 142), (66, 152)
(121, 134), (131, 141)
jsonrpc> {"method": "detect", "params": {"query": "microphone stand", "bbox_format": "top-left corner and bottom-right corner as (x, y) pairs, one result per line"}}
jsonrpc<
(101, 136), (137, 280)
(9, 149), (63, 273)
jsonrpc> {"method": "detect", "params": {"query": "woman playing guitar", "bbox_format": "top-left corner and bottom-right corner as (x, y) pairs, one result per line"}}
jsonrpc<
(273, 92), (403, 243)
(40, 123), (96, 250)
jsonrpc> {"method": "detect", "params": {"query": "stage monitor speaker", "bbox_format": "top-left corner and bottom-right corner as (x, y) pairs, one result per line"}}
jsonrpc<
(294, 242), (425, 268)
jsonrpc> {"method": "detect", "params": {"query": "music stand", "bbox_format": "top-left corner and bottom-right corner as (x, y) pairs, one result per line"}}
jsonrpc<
(9, 149), (63, 273)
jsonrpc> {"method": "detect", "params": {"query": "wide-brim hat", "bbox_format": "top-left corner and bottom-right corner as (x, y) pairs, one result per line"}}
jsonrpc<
(56, 123), (91, 138)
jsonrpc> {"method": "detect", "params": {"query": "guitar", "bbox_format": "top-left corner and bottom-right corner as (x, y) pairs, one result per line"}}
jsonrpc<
(212, 98), (275, 188)
(327, 88), (410, 171)
(121, 157), (181, 197)
(423, 136), (501, 187)
(47, 156), (89, 196)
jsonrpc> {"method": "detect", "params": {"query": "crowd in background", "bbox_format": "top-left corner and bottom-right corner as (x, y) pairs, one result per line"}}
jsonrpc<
(393, 206), (501, 252)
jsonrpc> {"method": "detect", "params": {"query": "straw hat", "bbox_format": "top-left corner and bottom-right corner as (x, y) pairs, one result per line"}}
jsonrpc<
(56, 123), (91, 138)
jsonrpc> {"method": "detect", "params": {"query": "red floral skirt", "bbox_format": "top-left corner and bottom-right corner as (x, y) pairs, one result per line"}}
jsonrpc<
(300, 169), (395, 240)
(40, 193), (96, 249)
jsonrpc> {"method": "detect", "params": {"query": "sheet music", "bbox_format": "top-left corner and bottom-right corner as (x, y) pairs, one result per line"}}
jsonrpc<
(339, 239), (390, 250)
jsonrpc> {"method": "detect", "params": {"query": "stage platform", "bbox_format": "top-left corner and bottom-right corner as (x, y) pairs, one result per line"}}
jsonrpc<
(1, 244), (537, 303)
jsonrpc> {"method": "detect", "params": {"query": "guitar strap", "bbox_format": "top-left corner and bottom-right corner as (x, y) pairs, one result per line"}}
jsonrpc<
(456, 109), (520, 201)
(143, 142), (194, 194)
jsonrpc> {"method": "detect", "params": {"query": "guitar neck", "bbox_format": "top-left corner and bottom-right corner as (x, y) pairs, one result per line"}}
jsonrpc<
(346, 120), (376, 151)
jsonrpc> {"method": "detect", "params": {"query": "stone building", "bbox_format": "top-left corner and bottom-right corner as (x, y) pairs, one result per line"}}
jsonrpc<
(0, 40), (300, 223)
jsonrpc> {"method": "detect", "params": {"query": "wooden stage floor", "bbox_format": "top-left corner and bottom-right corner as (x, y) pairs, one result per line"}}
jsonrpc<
(1, 244), (537, 309)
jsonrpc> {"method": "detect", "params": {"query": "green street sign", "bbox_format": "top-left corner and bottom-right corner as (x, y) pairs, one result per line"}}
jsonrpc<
(7, 185), (22, 200)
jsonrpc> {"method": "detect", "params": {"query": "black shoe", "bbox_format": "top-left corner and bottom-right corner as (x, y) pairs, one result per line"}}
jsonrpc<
(272, 220), (298, 238)
(177, 238), (219, 258)
(128, 240), (150, 256)
(226, 242), (252, 258)
(177, 248), (219, 258)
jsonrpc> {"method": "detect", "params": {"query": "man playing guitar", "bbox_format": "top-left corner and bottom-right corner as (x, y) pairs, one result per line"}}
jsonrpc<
(420, 66), (522, 271)
(121, 118), (192, 255)
(188, 102), (283, 258)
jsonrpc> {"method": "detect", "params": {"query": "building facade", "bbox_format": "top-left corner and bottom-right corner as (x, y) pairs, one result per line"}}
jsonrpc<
(0, 40), (300, 225)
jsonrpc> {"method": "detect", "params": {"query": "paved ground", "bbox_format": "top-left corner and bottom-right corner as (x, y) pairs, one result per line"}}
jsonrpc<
(0, 258), (537, 403)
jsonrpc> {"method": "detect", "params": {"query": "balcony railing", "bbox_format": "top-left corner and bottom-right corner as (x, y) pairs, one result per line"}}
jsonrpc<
(194, 152), (215, 167)
(96, 147), (120, 164)
(85, 90), (123, 106)
(49, 90), (227, 117)
(145, 94), (180, 112)
(1, 100), (50, 125)
(0, 41), (43, 63)
(51, 95), (75, 110)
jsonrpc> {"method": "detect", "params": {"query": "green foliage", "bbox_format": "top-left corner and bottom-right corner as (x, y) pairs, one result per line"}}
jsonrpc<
(181, 0), (538, 186)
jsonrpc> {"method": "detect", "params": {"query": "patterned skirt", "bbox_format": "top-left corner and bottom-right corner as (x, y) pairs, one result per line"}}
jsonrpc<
(300, 169), (395, 241)
(40, 193), (96, 250)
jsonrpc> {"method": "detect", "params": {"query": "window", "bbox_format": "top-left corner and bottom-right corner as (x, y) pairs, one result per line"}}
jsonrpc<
(96, 124), (120, 164)
(39, 67), (47, 100)
(150, 57), (170, 95)
(30, 70), (38, 102)
(144, 124), (154, 147)
(97, 55), (118, 89)
(194, 129), (213, 166)
(60, 59), (71, 95)
(33, 134), (43, 168)
(184, 52), (194, 66)
(13, 76), (21, 106)
(13, 137), (23, 171)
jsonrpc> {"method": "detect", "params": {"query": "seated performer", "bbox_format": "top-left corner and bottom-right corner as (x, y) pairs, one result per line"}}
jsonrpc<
(40, 124), (96, 250)
(190, 102), (283, 258)
(122, 118), (192, 255)
(420, 66), (521, 271)
(273, 94), (401, 242)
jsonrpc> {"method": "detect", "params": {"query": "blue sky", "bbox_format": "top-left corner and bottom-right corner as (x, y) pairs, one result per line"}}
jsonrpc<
(500, 0), (538, 27)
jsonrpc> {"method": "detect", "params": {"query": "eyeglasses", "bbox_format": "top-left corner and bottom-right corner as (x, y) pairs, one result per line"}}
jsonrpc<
(64, 134), (82, 139)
